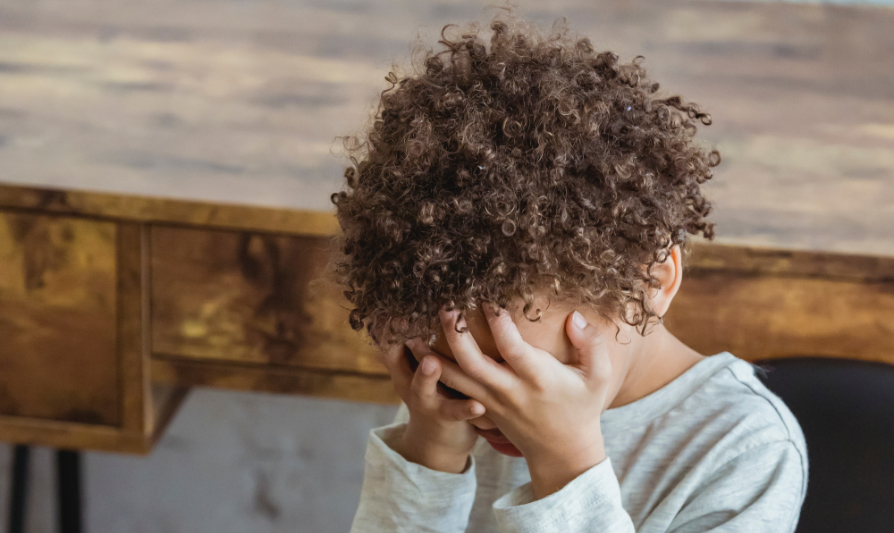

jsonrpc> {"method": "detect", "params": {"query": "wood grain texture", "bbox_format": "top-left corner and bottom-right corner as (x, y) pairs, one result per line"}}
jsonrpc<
(667, 262), (894, 365)
(0, 210), (120, 425)
(150, 224), (383, 375)
(685, 241), (894, 283)
(0, 212), (189, 453)
(0, 183), (340, 236)
(0, 0), (891, 256)
(151, 356), (397, 405)
(677, 243), (894, 364)
(0, 385), (188, 454)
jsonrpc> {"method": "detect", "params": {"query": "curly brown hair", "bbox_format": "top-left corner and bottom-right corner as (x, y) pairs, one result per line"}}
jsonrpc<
(328, 9), (719, 348)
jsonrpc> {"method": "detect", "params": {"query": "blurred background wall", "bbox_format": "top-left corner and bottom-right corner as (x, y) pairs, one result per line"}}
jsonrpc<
(0, 0), (892, 531)
(0, 393), (397, 532)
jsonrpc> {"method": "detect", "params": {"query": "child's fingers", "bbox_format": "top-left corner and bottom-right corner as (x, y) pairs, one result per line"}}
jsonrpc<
(409, 355), (443, 409)
(441, 398), (487, 422)
(378, 342), (415, 398)
(433, 353), (493, 404)
(410, 356), (485, 421)
(406, 338), (493, 406)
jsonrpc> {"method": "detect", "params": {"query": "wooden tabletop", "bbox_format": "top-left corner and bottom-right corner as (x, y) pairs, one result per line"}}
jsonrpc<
(0, 0), (892, 257)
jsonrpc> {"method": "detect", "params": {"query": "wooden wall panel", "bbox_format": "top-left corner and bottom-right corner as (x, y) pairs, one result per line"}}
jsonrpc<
(667, 258), (894, 365)
(0, 210), (119, 425)
(150, 224), (384, 375)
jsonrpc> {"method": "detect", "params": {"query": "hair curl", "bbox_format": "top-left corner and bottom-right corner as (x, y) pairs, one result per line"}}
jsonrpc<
(328, 9), (719, 348)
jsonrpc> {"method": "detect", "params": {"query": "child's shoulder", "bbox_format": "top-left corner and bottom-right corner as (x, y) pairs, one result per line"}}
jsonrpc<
(676, 352), (807, 461)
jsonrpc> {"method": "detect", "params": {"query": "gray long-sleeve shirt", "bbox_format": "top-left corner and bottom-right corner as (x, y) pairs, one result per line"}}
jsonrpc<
(350, 351), (808, 533)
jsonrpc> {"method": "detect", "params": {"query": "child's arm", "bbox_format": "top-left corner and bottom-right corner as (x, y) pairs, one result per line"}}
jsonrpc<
(490, 436), (805, 533)
(348, 417), (478, 533)
(493, 456), (634, 532)
(349, 341), (484, 533)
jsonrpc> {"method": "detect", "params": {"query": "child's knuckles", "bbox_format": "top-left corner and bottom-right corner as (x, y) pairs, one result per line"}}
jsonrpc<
(471, 369), (495, 388)
(526, 373), (547, 393)
(501, 345), (528, 363)
(491, 316), (512, 335)
(457, 361), (486, 382)
(492, 389), (519, 412)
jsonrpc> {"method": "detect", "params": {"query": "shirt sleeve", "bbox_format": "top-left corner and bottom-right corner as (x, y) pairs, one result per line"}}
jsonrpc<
(489, 439), (805, 533)
(349, 404), (478, 533)
(667, 440), (807, 533)
(491, 457), (636, 533)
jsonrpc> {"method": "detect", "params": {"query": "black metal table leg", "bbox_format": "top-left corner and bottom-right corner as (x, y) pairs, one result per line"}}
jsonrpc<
(57, 450), (82, 533)
(6, 446), (83, 533)
(7, 444), (30, 533)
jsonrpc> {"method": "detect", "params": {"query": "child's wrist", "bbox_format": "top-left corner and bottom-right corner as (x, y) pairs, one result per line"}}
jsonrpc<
(396, 421), (472, 474)
(526, 435), (607, 500)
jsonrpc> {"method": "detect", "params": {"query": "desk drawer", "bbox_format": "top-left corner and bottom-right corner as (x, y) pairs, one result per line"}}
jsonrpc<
(148, 223), (396, 404)
(150, 224), (385, 375)
(0, 209), (185, 453)
(0, 211), (119, 425)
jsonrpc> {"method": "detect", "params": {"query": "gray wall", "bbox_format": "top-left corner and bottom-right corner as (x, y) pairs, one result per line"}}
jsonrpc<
(0, 391), (398, 533)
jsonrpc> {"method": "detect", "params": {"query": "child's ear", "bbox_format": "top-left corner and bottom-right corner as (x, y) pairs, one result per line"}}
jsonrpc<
(646, 245), (684, 318)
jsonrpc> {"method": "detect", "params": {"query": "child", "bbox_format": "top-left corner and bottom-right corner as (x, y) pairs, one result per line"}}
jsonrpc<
(328, 10), (807, 532)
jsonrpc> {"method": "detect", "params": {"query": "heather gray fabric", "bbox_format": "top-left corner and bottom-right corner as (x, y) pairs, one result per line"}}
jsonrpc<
(350, 352), (808, 533)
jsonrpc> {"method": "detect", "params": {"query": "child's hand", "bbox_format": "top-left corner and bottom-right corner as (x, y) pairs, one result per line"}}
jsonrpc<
(432, 302), (614, 498)
(375, 338), (485, 474)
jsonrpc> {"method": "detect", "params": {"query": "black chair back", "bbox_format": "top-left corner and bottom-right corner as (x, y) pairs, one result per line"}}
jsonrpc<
(756, 357), (894, 533)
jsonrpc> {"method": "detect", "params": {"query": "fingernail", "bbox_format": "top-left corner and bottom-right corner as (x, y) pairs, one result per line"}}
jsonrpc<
(572, 311), (588, 330)
(421, 358), (435, 375)
(469, 404), (484, 416)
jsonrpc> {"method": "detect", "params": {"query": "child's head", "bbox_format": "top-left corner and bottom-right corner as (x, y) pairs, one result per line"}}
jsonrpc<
(329, 9), (719, 349)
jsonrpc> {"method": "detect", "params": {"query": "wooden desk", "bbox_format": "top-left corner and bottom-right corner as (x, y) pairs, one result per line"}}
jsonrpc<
(0, 184), (397, 453)
(0, 0), (892, 455)
(1, 183), (892, 454)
